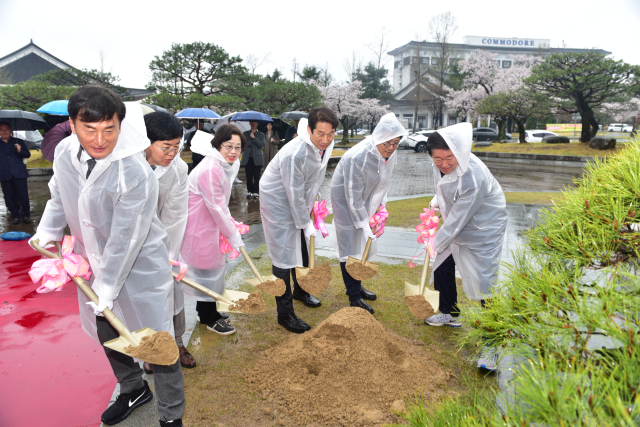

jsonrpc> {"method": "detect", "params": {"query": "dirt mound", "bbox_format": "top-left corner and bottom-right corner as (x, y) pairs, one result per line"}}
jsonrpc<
(244, 307), (450, 426)
(346, 262), (377, 280)
(405, 295), (436, 319)
(256, 279), (286, 296)
(228, 290), (267, 314)
(126, 331), (179, 365)
(297, 262), (332, 295)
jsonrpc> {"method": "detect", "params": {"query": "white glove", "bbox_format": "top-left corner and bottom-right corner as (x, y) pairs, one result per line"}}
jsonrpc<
(429, 196), (439, 210)
(304, 223), (317, 239)
(362, 226), (377, 243)
(87, 298), (114, 317)
(28, 235), (55, 251)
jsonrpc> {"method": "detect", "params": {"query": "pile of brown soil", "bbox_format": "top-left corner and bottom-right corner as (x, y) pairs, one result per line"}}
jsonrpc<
(244, 307), (450, 426)
(404, 295), (436, 319)
(297, 262), (332, 295)
(346, 262), (378, 280)
(126, 331), (179, 365)
(256, 278), (286, 296)
(229, 290), (267, 314)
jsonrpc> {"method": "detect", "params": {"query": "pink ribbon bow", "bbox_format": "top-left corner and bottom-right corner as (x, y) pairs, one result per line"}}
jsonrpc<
(312, 199), (330, 238)
(409, 208), (440, 268)
(170, 259), (188, 281)
(219, 218), (250, 260)
(369, 205), (390, 238)
(29, 236), (92, 293)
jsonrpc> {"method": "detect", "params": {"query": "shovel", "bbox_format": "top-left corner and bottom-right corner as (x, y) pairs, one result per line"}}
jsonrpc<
(172, 271), (258, 313)
(346, 237), (379, 280)
(31, 239), (179, 365)
(404, 251), (440, 317)
(239, 247), (285, 297)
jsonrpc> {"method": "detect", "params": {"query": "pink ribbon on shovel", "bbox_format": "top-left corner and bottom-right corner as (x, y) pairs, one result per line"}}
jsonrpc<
(170, 259), (188, 281)
(369, 205), (390, 238)
(408, 208), (440, 268)
(312, 199), (330, 238)
(29, 235), (92, 293)
(219, 218), (250, 260)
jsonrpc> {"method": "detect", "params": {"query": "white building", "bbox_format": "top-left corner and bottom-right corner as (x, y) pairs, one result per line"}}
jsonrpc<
(387, 36), (610, 129)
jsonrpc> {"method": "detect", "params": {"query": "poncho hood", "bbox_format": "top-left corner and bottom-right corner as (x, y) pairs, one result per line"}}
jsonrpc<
(190, 129), (240, 184)
(437, 122), (473, 175)
(368, 112), (408, 146)
(109, 102), (151, 161)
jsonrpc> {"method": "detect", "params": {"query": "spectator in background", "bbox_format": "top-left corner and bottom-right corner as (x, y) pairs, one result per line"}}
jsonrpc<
(241, 120), (265, 199)
(284, 119), (299, 143)
(262, 121), (280, 168)
(0, 121), (31, 224)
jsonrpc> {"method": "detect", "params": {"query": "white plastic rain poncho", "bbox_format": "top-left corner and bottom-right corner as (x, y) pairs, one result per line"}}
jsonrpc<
(32, 103), (175, 342)
(430, 122), (508, 300)
(153, 155), (189, 315)
(259, 118), (334, 269)
(330, 113), (407, 262)
(179, 130), (242, 299)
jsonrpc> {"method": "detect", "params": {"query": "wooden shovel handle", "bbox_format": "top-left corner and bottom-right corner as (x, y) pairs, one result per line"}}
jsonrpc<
(419, 251), (431, 296)
(30, 239), (140, 347)
(173, 272), (233, 305)
(239, 246), (264, 282)
(309, 235), (315, 269)
(361, 238), (373, 265)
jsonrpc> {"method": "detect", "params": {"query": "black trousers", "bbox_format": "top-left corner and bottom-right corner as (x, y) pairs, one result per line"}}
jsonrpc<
(244, 157), (262, 194)
(196, 301), (222, 325)
(272, 230), (310, 315)
(434, 254), (460, 317)
(1, 177), (30, 219)
(340, 262), (362, 302)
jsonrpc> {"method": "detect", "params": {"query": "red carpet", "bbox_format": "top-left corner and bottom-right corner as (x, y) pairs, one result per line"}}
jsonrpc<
(0, 240), (115, 427)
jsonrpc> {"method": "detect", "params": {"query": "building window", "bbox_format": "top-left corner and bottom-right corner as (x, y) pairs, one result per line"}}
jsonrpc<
(431, 57), (439, 65)
(418, 116), (427, 129)
(394, 61), (400, 69)
(448, 117), (457, 126)
(412, 56), (418, 64)
(403, 114), (414, 129)
(421, 57), (429, 64)
(502, 60), (512, 68)
(403, 57), (411, 66)
(449, 58), (458, 66)
(494, 60), (501, 67)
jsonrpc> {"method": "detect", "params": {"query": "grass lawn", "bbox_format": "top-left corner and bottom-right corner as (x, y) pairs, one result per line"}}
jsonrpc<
(26, 150), (53, 168)
(183, 244), (494, 427)
(331, 149), (346, 157)
(472, 140), (626, 157)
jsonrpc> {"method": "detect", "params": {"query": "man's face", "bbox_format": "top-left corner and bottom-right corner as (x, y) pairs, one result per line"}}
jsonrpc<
(431, 148), (459, 175)
(308, 121), (335, 151)
(70, 113), (121, 159)
(250, 121), (258, 131)
(194, 121), (204, 130)
(145, 137), (181, 167)
(376, 137), (401, 158)
(0, 124), (11, 142)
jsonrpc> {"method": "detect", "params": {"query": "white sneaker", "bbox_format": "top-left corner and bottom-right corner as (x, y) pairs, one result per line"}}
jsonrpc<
(234, 178), (242, 184)
(477, 346), (498, 371)
(424, 313), (462, 327)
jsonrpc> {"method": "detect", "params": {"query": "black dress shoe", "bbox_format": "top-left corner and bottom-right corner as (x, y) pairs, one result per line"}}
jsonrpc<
(277, 313), (311, 333)
(350, 298), (375, 315)
(12, 218), (20, 225)
(359, 285), (377, 300)
(292, 291), (322, 308)
(22, 217), (31, 224)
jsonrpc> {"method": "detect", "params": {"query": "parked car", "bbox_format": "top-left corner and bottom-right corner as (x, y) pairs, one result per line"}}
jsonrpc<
(524, 130), (558, 142)
(607, 123), (633, 132)
(472, 127), (512, 142)
(356, 129), (368, 135)
(405, 130), (437, 152)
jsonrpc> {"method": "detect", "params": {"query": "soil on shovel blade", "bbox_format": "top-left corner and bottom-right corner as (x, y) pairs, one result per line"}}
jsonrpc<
(244, 307), (451, 426)
(404, 295), (436, 319)
(126, 331), (179, 365)
(229, 290), (267, 314)
(256, 279), (286, 296)
(346, 263), (377, 280)
(297, 262), (332, 295)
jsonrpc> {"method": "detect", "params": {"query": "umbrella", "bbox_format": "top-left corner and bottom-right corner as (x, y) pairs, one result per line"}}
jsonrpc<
(278, 111), (308, 120)
(174, 108), (222, 119)
(0, 110), (48, 131)
(230, 111), (273, 122)
(141, 103), (170, 114)
(213, 113), (252, 133)
(37, 100), (69, 116)
(41, 121), (73, 162)
(13, 130), (43, 150)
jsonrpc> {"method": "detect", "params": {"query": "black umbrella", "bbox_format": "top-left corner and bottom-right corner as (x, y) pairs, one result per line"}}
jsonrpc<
(278, 111), (308, 120)
(141, 103), (170, 114)
(257, 118), (290, 140)
(0, 110), (48, 131)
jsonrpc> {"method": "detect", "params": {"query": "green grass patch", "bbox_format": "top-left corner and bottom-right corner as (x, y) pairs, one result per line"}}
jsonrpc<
(26, 150), (53, 168)
(472, 140), (626, 157)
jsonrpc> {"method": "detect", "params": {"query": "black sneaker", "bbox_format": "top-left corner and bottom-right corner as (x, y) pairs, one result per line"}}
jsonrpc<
(12, 218), (20, 225)
(101, 380), (153, 425)
(220, 312), (231, 324)
(207, 319), (236, 335)
(22, 217), (31, 224)
(160, 419), (183, 427)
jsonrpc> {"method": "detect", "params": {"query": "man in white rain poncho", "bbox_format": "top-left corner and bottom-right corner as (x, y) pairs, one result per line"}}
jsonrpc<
(425, 123), (507, 369)
(331, 113), (407, 314)
(30, 87), (185, 427)
(142, 111), (196, 372)
(259, 106), (339, 334)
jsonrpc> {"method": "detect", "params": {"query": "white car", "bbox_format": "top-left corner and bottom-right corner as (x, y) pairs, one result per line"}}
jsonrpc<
(405, 130), (436, 152)
(607, 123), (633, 132)
(525, 130), (558, 142)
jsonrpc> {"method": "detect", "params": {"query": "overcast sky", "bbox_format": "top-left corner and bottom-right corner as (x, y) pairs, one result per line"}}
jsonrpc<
(1, 0), (639, 89)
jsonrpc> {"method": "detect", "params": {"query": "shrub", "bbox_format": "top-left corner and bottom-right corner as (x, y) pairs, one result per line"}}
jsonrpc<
(589, 136), (616, 150)
(543, 135), (570, 144)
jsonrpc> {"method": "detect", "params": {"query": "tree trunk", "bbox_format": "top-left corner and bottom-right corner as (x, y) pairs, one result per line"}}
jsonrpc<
(496, 118), (506, 142)
(341, 117), (350, 144)
(514, 118), (527, 143)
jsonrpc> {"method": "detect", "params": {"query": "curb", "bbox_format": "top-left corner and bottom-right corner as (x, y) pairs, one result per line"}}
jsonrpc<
(471, 151), (596, 167)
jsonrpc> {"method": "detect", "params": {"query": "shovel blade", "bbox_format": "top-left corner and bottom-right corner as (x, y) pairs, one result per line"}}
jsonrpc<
(295, 267), (309, 278)
(103, 327), (159, 359)
(404, 282), (440, 313)
(245, 274), (278, 287)
(216, 289), (253, 314)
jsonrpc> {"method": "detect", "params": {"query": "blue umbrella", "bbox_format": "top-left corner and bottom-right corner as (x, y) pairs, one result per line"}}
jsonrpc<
(230, 111), (273, 122)
(174, 108), (221, 119)
(37, 100), (69, 116)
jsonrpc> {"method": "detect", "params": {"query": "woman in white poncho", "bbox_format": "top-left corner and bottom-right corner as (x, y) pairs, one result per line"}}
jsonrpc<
(330, 112), (407, 314)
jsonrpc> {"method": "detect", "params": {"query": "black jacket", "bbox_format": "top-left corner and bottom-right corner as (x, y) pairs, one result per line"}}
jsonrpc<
(0, 137), (30, 181)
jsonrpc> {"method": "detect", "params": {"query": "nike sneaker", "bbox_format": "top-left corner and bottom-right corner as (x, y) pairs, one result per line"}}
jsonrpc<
(101, 380), (153, 425)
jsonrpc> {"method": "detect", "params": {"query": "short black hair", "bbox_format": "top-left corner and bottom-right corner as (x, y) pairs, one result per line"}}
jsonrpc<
(211, 124), (246, 152)
(308, 106), (339, 132)
(68, 85), (126, 125)
(426, 132), (450, 156)
(144, 112), (183, 143)
(0, 121), (11, 129)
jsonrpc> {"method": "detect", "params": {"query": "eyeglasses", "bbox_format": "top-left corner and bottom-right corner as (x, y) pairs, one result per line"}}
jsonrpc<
(220, 144), (242, 152)
(382, 141), (400, 149)
(155, 142), (181, 155)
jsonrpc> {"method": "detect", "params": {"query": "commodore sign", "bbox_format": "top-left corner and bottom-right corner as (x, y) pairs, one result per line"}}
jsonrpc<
(463, 36), (550, 48)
